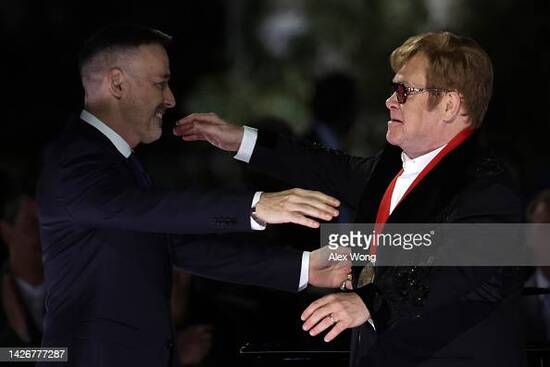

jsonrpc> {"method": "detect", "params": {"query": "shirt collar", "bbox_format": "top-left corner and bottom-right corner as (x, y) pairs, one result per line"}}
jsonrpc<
(401, 145), (446, 175)
(80, 109), (132, 158)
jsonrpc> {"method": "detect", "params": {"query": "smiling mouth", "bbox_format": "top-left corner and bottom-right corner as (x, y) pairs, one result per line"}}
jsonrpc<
(390, 118), (403, 123)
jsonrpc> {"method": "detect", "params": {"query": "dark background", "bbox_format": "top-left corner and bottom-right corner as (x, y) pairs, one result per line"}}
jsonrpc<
(0, 0), (549, 364)
(1, 0), (549, 199)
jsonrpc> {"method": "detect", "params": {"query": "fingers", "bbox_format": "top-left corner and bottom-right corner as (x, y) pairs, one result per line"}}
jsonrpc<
(300, 189), (341, 208)
(289, 188), (340, 208)
(323, 321), (347, 342)
(301, 298), (347, 342)
(286, 202), (335, 222)
(301, 293), (369, 342)
(173, 120), (204, 138)
(173, 113), (218, 137)
(304, 309), (348, 342)
(301, 294), (333, 321)
(303, 304), (334, 332)
(256, 189), (340, 227)
(339, 276), (353, 290)
(308, 312), (338, 336)
(336, 269), (353, 289)
(286, 189), (340, 217)
(173, 113), (243, 152)
(175, 112), (219, 127)
(287, 214), (320, 229)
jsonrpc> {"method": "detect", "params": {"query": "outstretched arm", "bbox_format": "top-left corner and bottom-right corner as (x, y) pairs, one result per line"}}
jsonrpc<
(172, 237), (352, 292)
(49, 145), (341, 234)
(174, 113), (375, 208)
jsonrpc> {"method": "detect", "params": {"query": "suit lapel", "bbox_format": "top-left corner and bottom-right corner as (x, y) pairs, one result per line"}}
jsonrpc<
(355, 144), (402, 223)
(388, 133), (479, 224)
(354, 133), (480, 280)
(355, 133), (480, 224)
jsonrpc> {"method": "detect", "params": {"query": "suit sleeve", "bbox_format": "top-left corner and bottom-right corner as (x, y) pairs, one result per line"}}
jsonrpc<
(170, 234), (302, 292)
(57, 146), (253, 234)
(248, 130), (375, 209)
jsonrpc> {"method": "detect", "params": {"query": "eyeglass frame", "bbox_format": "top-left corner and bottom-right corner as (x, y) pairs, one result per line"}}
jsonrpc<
(391, 82), (450, 104)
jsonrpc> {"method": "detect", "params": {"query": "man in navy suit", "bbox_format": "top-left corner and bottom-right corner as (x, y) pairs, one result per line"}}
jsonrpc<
(37, 25), (350, 366)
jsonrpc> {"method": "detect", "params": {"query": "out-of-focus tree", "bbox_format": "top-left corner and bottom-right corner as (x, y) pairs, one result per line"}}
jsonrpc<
(187, 0), (429, 151)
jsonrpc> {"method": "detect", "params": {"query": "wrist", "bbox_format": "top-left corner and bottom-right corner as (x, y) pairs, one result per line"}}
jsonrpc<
(233, 126), (244, 152)
(251, 205), (267, 227)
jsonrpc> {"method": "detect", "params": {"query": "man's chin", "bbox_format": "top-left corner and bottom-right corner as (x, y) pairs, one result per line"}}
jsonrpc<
(385, 130), (401, 147)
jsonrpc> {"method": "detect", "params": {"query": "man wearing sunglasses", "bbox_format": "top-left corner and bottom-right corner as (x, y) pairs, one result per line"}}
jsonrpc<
(174, 32), (524, 366)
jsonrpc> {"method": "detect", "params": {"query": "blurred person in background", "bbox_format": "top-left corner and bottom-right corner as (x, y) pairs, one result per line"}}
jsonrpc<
(171, 270), (213, 367)
(523, 189), (550, 345)
(305, 72), (358, 152)
(305, 72), (359, 223)
(0, 172), (44, 348)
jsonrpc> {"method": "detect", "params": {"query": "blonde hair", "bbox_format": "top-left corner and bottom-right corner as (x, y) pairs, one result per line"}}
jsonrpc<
(390, 32), (493, 128)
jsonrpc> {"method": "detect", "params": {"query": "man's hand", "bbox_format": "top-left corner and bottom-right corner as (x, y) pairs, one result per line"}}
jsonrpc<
(309, 246), (352, 288)
(301, 292), (370, 342)
(174, 113), (243, 152)
(176, 324), (213, 366)
(256, 189), (340, 229)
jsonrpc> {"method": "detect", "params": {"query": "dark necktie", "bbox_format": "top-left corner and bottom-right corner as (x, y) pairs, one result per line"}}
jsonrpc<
(127, 154), (152, 188)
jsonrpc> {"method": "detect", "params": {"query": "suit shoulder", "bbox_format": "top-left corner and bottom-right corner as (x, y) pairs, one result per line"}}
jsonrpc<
(454, 151), (522, 222)
(43, 123), (119, 165)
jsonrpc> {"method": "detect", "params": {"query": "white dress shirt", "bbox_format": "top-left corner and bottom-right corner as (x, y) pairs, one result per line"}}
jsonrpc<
(81, 111), (309, 290)
(81, 109), (132, 158)
(390, 146), (445, 214)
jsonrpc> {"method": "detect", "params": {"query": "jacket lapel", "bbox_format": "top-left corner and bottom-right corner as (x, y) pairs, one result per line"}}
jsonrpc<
(388, 133), (480, 224)
(355, 144), (402, 223)
(354, 133), (481, 280)
(355, 132), (481, 224)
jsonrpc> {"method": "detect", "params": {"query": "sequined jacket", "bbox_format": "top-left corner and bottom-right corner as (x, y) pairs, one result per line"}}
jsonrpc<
(248, 129), (525, 367)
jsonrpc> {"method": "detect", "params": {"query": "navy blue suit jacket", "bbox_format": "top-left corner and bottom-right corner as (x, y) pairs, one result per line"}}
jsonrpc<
(37, 119), (301, 366)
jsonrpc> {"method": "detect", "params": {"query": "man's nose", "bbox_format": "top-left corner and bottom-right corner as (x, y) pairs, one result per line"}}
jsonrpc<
(385, 92), (399, 110)
(164, 86), (176, 108)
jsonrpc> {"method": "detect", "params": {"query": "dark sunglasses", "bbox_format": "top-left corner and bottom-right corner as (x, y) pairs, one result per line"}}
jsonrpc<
(391, 82), (449, 104)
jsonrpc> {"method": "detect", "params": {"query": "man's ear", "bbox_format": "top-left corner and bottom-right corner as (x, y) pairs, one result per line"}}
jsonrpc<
(108, 67), (125, 99)
(442, 90), (462, 123)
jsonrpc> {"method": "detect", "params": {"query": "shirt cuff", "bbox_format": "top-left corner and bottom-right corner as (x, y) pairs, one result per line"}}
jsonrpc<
(298, 251), (310, 291)
(250, 191), (266, 230)
(234, 126), (258, 163)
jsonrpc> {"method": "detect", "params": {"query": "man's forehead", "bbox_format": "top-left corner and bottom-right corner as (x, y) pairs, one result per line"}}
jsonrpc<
(131, 44), (171, 76)
(393, 54), (428, 85)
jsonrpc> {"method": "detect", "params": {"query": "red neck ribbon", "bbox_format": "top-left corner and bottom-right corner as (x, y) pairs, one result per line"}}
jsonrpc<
(369, 128), (474, 255)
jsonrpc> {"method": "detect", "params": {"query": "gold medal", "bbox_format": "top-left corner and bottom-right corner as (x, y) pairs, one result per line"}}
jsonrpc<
(357, 264), (375, 288)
